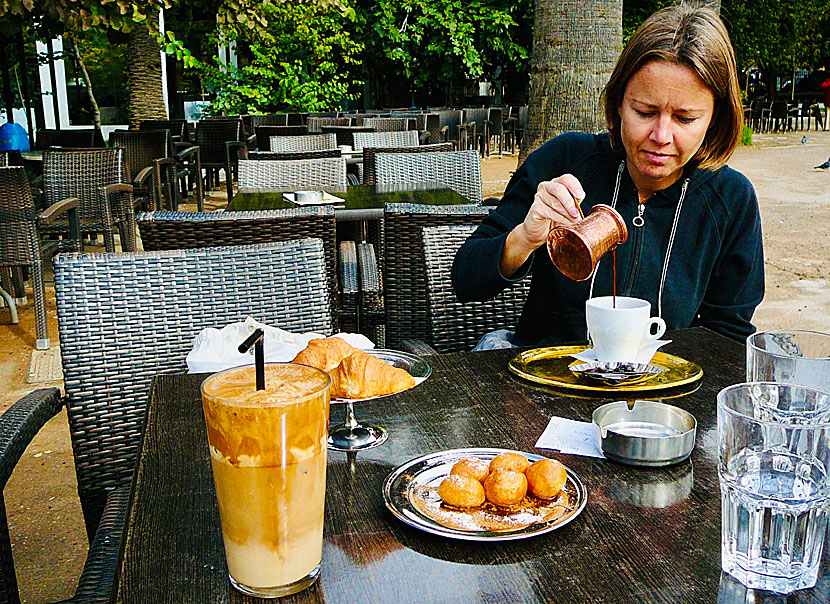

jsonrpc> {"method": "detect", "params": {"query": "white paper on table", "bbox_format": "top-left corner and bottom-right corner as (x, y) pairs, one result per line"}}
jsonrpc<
(282, 192), (345, 206)
(534, 416), (606, 459)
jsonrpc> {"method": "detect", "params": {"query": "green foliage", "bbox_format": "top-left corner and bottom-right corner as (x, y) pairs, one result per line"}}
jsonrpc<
(196, 1), (364, 114)
(739, 123), (753, 146)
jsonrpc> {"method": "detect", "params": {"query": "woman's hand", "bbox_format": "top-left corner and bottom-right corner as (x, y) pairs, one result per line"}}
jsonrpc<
(500, 175), (586, 277)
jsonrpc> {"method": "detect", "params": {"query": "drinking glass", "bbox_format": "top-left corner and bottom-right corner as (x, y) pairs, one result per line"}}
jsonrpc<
(718, 382), (830, 593)
(747, 329), (830, 394)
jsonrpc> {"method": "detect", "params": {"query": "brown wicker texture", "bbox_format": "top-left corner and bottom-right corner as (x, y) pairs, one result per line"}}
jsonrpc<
(139, 119), (190, 143)
(307, 117), (352, 133)
(254, 126), (310, 150)
(361, 143), (453, 185)
(243, 113), (288, 134)
(194, 119), (243, 195)
(422, 224), (530, 353)
(435, 109), (463, 147)
(462, 107), (490, 154)
(237, 157), (348, 192)
(321, 125), (375, 147)
(381, 203), (489, 349)
(109, 129), (172, 212)
(374, 150), (483, 203)
(352, 130), (419, 152)
(268, 133), (337, 152)
(361, 117), (414, 132)
(136, 209), (342, 329)
(40, 148), (135, 252)
(53, 239), (332, 542)
(247, 149), (341, 161)
(338, 240), (359, 333)
(0, 166), (81, 348)
(34, 128), (104, 150)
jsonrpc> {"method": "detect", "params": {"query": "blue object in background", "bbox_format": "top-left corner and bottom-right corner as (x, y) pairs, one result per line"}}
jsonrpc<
(0, 122), (30, 152)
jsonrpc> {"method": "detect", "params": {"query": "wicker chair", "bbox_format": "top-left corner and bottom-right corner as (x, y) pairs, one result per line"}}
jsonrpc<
(242, 113), (288, 134)
(321, 125), (375, 148)
(422, 225), (530, 353)
(194, 119), (244, 200)
(139, 119), (191, 143)
(0, 388), (130, 603)
(0, 166), (79, 349)
(245, 149), (341, 161)
(269, 133), (337, 152)
(361, 117), (414, 132)
(254, 126), (310, 150)
(52, 240), (331, 539)
(307, 117), (351, 133)
(374, 150), (483, 203)
(435, 109), (463, 148)
(109, 129), (173, 212)
(504, 106), (527, 154)
(361, 142), (453, 185)
(136, 209), (346, 330)
(357, 203), (489, 350)
(39, 148), (136, 252)
(237, 158), (348, 193)
(352, 130), (419, 152)
(34, 128), (104, 150)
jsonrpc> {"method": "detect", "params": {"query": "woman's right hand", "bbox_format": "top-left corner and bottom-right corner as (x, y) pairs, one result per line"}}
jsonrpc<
(500, 175), (586, 277)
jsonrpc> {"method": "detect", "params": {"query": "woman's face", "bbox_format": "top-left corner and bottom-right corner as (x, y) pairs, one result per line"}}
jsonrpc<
(619, 60), (715, 198)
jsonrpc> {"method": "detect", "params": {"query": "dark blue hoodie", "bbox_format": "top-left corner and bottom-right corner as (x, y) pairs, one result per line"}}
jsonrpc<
(451, 132), (765, 345)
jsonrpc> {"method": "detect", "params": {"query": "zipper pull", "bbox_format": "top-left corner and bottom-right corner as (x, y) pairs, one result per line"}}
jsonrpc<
(632, 203), (645, 227)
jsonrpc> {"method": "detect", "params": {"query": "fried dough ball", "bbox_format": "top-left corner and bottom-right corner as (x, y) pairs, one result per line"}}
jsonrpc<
(483, 468), (528, 507)
(438, 474), (486, 508)
(450, 457), (490, 483)
(489, 452), (530, 474)
(525, 458), (567, 499)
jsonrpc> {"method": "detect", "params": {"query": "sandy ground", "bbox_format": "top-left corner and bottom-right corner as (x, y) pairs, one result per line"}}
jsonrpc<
(0, 128), (828, 601)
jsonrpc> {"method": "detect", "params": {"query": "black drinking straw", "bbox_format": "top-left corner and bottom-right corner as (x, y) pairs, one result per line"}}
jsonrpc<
(238, 328), (265, 391)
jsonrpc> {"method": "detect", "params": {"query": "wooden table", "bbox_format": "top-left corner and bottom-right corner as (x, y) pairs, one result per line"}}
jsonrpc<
(113, 327), (830, 603)
(226, 185), (473, 221)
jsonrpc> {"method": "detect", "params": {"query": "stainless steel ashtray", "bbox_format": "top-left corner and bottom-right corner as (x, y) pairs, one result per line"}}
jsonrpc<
(569, 361), (663, 386)
(592, 400), (696, 467)
(295, 190), (323, 203)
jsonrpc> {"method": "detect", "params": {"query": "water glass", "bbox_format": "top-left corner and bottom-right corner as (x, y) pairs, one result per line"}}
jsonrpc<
(718, 382), (830, 593)
(747, 329), (830, 394)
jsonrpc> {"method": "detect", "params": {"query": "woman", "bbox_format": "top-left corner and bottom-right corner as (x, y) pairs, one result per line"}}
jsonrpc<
(452, 4), (764, 347)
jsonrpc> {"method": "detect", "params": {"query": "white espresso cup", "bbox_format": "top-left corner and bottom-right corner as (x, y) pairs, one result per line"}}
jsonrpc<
(585, 296), (666, 363)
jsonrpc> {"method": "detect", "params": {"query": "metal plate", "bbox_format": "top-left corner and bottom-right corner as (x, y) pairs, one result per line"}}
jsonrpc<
(569, 361), (663, 386)
(509, 346), (702, 393)
(383, 447), (587, 541)
(331, 349), (431, 404)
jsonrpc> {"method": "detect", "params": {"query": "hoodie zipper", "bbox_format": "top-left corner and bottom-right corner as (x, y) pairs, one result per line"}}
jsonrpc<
(623, 202), (647, 293)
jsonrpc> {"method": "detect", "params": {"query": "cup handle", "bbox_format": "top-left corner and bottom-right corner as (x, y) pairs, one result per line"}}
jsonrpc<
(642, 317), (666, 344)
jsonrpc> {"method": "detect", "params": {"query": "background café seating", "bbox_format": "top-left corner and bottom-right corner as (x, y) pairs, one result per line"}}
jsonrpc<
(374, 150), (483, 204)
(34, 128), (105, 150)
(0, 239), (332, 603)
(269, 133), (338, 153)
(361, 143), (453, 185)
(236, 157), (348, 193)
(254, 125), (311, 151)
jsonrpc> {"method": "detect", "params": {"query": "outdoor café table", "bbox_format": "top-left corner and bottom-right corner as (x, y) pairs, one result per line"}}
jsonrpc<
(112, 327), (830, 603)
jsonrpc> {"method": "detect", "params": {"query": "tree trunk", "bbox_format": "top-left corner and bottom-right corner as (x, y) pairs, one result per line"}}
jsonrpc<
(127, 9), (167, 128)
(519, 0), (622, 164)
(68, 38), (102, 137)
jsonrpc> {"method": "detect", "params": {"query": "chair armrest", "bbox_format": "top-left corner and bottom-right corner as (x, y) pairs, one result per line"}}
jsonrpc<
(0, 388), (63, 489)
(245, 132), (257, 147)
(133, 165), (156, 188)
(419, 130), (430, 144)
(102, 183), (133, 196)
(38, 197), (78, 225)
(175, 145), (200, 162)
(400, 339), (439, 356)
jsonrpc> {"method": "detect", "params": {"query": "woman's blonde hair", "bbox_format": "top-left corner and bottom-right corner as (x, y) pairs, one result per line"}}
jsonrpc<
(601, 4), (743, 169)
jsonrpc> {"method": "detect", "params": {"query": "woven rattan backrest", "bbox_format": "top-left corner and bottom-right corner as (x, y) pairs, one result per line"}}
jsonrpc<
(0, 166), (38, 265)
(269, 134), (337, 152)
(382, 203), (490, 349)
(362, 117), (412, 132)
(248, 149), (341, 161)
(136, 209), (339, 327)
(195, 120), (242, 165)
(307, 117), (351, 132)
(362, 143), (453, 185)
(53, 239), (332, 537)
(422, 225), (530, 353)
(245, 113), (288, 132)
(35, 128), (103, 150)
(255, 125), (310, 150)
(352, 130), (419, 152)
(237, 158), (347, 192)
(139, 119), (190, 142)
(435, 109), (462, 143)
(43, 148), (127, 223)
(109, 130), (171, 181)
(375, 150), (482, 203)
(488, 107), (503, 136)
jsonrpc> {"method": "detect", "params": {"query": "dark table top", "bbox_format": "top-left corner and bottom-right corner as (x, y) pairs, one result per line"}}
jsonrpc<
(113, 327), (830, 603)
(226, 184), (473, 220)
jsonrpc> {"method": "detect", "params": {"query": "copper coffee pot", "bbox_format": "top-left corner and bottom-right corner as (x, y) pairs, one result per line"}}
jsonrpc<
(546, 204), (628, 281)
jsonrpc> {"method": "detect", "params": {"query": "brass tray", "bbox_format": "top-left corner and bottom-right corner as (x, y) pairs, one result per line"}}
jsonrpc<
(509, 346), (702, 393)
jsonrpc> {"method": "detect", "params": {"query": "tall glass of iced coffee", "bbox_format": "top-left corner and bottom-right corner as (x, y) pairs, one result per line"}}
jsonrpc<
(201, 363), (330, 597)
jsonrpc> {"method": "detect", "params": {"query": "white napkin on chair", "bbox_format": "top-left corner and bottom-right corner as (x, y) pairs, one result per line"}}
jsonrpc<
(186, 316), (374, 373)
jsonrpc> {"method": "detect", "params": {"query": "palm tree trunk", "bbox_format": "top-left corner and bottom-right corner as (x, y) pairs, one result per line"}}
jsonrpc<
(67, 38), (102, 138)
(127, 9), (166, 128)
(519, 0), (622, 164)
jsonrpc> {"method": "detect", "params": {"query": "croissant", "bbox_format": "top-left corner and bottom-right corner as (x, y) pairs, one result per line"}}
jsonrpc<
(291, 336), (356, 373)
(330, 349), (416, 399)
